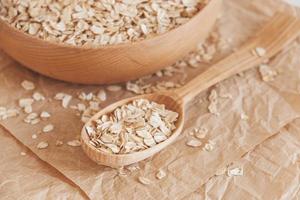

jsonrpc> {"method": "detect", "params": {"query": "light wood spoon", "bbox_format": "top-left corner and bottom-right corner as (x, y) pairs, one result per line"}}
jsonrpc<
(81, 13), (300, 168)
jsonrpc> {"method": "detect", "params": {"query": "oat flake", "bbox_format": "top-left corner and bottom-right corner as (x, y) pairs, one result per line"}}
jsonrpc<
(97, 89), (107, 101)
(33, 92), (45, 101)
(156, 169), (167, 180)
(67, 139), (81, 147)
(138, 176), (152, 185)
(62, 94), (72, 108)
(186, 139), (202, 147)
(43, 124), (54, 133)
(227, 167), (243, 177)
(259, 64), (278, 82)
(241, 113), (249, 120)
(106, 85), (122, 92)
(40, 111), (51, 119)
(37, 141), (48, 149)
(254, 47), (266, 57)
(19, 98), (34, 108)
(21, 80), (35, 90)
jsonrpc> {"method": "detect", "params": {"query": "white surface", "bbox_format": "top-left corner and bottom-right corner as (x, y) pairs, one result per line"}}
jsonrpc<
(286, 0), (300, 7)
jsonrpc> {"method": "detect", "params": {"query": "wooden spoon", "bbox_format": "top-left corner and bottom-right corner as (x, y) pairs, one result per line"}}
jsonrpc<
(81, 13), (300, 168)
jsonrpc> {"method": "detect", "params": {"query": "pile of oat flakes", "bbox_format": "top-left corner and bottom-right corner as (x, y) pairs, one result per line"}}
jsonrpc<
(0, 0), (207, 46)
(85, 99), (179, 154)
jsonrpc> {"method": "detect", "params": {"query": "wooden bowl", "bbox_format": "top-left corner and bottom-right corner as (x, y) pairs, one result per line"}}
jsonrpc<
(0, 0), (222, 84)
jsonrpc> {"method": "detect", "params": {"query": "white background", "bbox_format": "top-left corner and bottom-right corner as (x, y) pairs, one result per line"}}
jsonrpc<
(286, 0), (300, 7)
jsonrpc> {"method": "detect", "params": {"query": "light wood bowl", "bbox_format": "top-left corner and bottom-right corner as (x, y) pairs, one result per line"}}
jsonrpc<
(0, 0), (222, 84)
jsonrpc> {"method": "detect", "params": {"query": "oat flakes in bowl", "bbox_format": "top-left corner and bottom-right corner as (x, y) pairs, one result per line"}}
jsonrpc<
(0, 0), (222, 84)
(0, 0), (206, 46)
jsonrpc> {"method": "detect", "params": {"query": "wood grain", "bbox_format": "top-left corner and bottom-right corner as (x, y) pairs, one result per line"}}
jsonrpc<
(0, 0), (222, 84)
(81, 13), (300, 168)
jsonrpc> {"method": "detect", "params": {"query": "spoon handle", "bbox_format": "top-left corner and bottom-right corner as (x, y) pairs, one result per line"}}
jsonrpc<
(175, 12), (300, 104)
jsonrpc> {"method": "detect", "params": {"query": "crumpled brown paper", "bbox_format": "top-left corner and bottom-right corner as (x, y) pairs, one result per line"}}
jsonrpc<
(0, 125), (87, 200)
(1, 0), (300, 199)
(186, 118), (300, 200)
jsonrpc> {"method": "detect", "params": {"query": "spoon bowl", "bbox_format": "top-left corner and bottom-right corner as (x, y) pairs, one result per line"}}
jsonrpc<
(81, 13), (300, 167)
(81, 93), (184, 167)
(0, 0), (222, 84)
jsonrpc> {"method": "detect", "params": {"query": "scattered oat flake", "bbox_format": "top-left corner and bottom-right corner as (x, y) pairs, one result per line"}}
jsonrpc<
(107, 85), (122, 92)
(78, 92), (92, 101)
(24, 105), (33, 114)
(33, 92), (45, 101)
(195, 127), (208, 139)
(227, 167), (243, 177)
(67, 139), (81, 147)
(254, 47), (266, 57)
(97, 89), (107, 101)
(203, 140), (215, 152)
(259, 64), (277, 82)
(20, 152), (26, 156)
(62, 94), (72, 108)
(24, 112), (38, 122)
(32, 134), (37, 139)
(186, 139), (202, 147)
(54, 93), (65, 100)
(138, 176), (152, 185)
(40, 111), (51, 119)
(156, 169), (166, 180)
(21, 80), (35, 90)
(19, 98), (34, 108)
(43, 124), (54, 133)
(126, 82), (144, 94)
(37, 141), (48, 149)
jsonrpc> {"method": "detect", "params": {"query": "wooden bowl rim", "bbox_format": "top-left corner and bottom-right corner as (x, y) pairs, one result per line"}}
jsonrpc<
(81, 94), (185, 160)
(0, 0), (215, 50)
